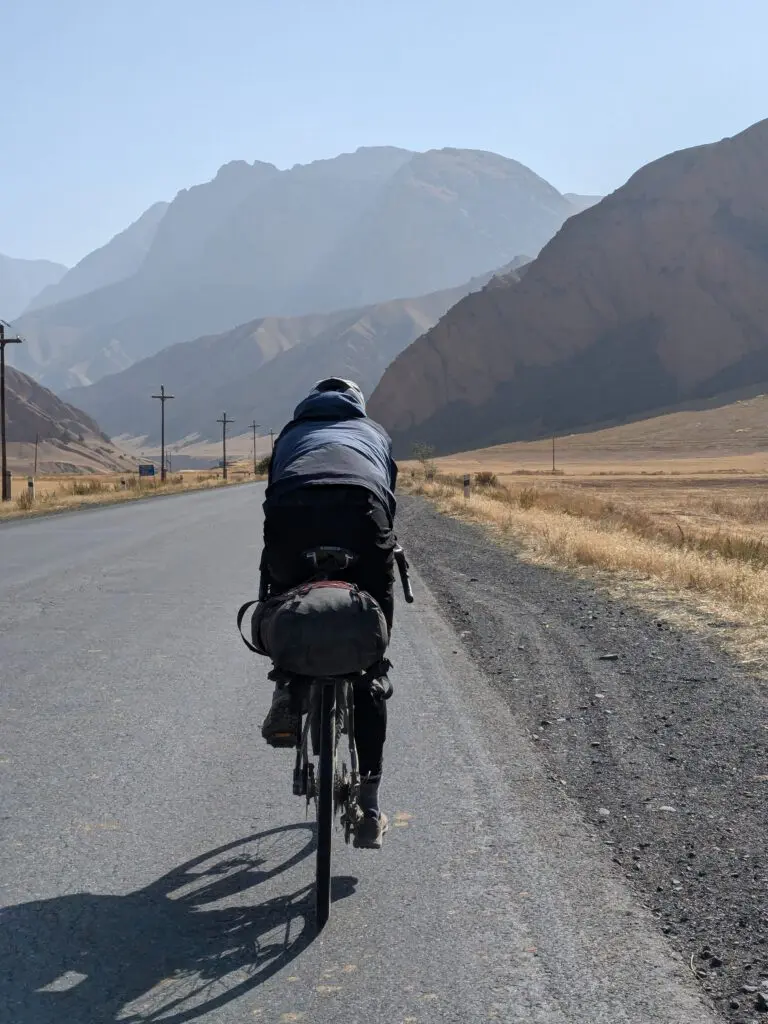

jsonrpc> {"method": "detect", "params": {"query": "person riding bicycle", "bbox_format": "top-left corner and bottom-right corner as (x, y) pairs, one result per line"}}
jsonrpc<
(260, 377), (398, 849)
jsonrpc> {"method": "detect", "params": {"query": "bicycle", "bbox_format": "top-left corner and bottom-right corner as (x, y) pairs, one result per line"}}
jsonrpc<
(258, 544), (413, 931)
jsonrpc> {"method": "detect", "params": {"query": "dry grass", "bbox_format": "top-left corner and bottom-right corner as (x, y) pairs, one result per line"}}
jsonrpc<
(1, 469), (265, 522)
(405, 468), (768, 671)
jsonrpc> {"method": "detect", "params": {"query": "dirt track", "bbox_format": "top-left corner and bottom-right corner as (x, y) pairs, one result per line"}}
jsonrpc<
(398, 496), (768, 1024)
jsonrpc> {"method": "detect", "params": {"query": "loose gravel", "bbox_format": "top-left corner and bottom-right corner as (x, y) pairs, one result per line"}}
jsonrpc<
(398, 496), (768, 1024)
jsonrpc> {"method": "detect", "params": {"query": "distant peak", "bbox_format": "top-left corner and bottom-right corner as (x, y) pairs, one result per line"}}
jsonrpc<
(214, 159), (278, 180)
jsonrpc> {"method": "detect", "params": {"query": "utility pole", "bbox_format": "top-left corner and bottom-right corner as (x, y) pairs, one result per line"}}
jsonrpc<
(0, 323), (23, 501)
(151, 384), (175, 482)
(269, 429), (275, 452)
(552, 434), (556, 474)
(249, 420), (260, 475)
(34, 432), (39, 476)
(217, 412), (233, 480)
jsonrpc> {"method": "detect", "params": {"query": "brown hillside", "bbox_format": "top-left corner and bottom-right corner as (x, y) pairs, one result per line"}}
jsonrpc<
(6, 366), (133, 473)
(370, 119), (768, 455)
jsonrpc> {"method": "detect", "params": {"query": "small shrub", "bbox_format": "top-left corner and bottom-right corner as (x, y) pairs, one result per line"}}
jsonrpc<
(475, 471), (498, 487)
(256, 455), (271, 475)
(16, 490), (34, 511)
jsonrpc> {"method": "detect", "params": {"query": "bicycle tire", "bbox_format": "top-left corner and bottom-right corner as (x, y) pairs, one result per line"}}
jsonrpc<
(315, 682), (336, 930)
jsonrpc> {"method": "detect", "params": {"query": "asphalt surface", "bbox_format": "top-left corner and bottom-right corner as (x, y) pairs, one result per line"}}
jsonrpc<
(0, 485), (719, 1023)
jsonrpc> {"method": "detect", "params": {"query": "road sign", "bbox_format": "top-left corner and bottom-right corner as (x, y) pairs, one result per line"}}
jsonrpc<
(139, 464), (155, 478)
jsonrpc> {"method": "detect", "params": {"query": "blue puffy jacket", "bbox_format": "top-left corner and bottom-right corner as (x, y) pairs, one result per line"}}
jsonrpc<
(266, 390), (398, 516)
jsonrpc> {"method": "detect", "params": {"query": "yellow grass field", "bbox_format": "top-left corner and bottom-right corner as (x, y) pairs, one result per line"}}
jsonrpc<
(404, 400), (768, 672)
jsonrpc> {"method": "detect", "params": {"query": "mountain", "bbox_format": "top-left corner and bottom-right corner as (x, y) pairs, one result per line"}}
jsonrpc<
(564, 193), (603, 214)
(5, 366), (134, 474)
(24, 201), (169, 313)
(369, 119), (768, 455)
(291, 149), (570, 310)
(62, 263), (526, 446)
(0, 255), (67, 321)
(14, 146), (576, 392)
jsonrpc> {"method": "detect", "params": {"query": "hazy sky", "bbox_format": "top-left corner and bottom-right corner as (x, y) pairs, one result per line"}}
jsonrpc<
(4, 0), (767, 265)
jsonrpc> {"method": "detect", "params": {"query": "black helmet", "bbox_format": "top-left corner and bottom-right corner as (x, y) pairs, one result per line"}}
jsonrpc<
(310, 377), (365, 411)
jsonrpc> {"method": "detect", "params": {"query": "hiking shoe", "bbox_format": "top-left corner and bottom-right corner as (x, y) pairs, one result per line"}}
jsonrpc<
(353, 811), (389, 850)
(261, 687), (299, 748)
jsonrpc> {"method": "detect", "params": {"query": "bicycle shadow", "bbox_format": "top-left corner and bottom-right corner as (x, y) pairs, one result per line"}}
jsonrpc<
(0, 823), (357, 1023)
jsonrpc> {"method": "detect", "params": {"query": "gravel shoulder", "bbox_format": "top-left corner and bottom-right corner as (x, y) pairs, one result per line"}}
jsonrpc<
(398, 495), (768, 1024)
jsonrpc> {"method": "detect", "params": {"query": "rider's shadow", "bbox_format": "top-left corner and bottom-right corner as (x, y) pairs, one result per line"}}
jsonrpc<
(1, 823), (356, 1024)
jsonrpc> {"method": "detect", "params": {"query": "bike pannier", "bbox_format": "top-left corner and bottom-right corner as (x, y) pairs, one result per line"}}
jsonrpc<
(242, 580), (388, 677)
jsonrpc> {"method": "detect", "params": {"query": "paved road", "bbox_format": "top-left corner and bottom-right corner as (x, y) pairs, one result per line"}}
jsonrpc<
(0, 486), (718, 1023)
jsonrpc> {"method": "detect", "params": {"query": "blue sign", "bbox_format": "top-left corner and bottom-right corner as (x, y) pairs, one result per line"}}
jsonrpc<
(138, 464), (155, 477)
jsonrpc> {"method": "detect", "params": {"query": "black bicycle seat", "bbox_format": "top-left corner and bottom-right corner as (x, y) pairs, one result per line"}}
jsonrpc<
(302, 546), (358, 571)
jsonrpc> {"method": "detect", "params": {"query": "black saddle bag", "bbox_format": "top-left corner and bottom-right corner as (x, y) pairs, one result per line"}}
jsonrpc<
(237, 580), (388, 677)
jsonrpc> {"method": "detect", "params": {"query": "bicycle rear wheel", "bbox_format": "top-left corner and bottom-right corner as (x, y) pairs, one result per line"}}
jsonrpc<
(315, 682), (336, 930)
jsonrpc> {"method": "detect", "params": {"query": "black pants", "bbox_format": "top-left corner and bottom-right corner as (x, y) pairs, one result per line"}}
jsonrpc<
(262, 485), (396, 777)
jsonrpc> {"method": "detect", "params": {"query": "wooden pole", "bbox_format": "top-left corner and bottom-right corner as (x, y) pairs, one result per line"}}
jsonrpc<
(0, 324), (23, 501)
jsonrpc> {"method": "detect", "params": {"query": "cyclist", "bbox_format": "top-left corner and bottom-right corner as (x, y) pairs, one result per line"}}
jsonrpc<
(259, 377), (398, 849)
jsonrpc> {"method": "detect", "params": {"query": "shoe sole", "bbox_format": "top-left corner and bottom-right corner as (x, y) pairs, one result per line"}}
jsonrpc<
(265, 733), (298, 748)
(353, 815), (389, 850)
